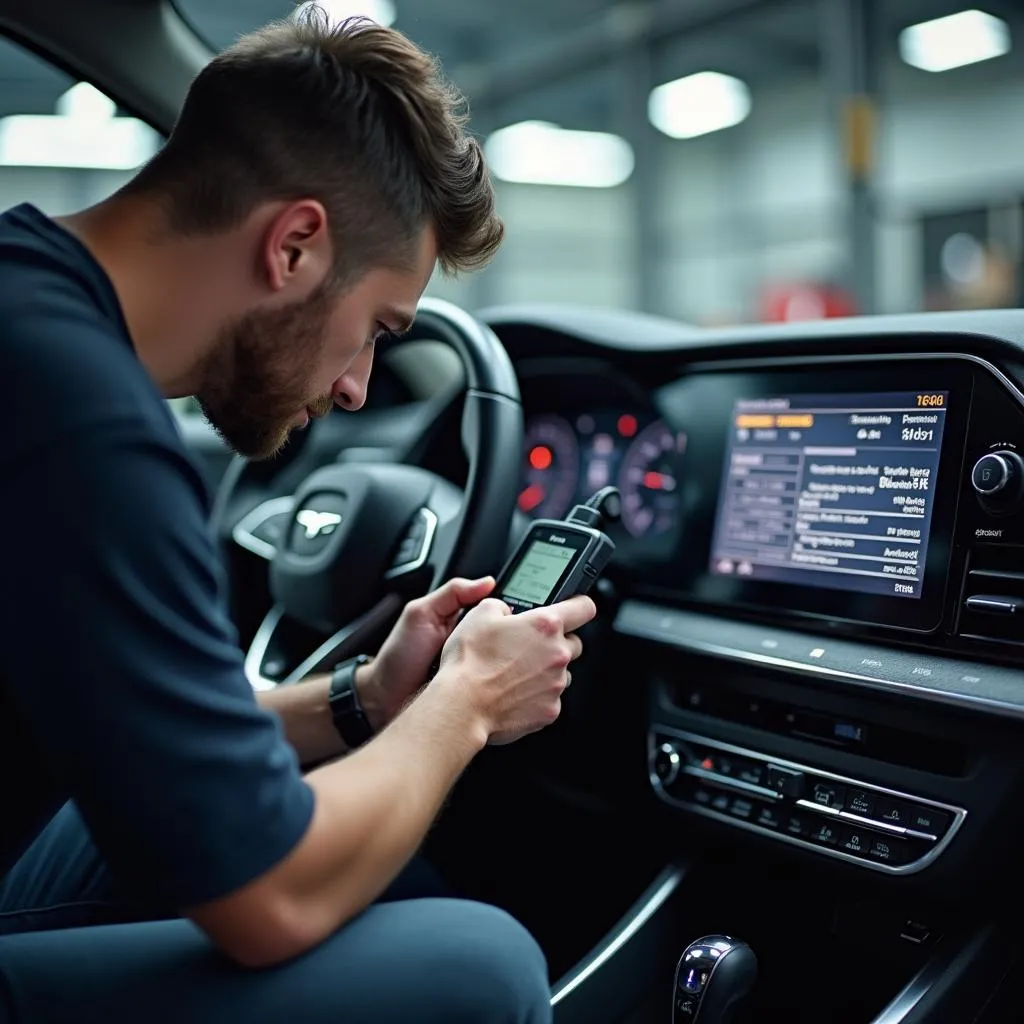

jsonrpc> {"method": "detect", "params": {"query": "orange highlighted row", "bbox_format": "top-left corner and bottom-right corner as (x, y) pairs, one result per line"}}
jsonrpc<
(736, 413), (814, 429)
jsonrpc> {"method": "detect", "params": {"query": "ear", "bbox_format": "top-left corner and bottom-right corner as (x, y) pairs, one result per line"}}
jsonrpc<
(260, 199), (332, 297)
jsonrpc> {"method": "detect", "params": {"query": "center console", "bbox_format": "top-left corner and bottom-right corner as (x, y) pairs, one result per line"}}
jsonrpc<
(613, 352), (1024, 880)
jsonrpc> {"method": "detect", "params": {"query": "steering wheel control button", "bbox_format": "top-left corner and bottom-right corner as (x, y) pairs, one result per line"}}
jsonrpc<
(810, 782), (845, 810)
(766, 764), (804, 798)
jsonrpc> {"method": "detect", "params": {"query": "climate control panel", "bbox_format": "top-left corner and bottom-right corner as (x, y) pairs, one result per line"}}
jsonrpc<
(649, 728), (966, 875)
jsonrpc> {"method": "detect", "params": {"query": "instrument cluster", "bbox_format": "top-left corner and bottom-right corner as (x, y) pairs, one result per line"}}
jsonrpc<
(519, 408), (686, 540)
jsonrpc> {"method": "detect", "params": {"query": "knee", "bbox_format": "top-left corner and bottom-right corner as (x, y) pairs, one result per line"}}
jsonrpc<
(427, 901), (551, 1024)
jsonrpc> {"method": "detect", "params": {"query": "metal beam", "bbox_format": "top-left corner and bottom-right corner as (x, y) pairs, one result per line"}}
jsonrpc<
(462, 0), (784, 109)
(823, 0), (879, 314)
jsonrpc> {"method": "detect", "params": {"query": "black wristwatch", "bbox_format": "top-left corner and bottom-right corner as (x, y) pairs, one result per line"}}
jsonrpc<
(328, 654), (375, 749)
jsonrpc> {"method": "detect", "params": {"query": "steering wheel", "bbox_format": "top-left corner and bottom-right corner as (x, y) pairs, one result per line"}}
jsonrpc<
(214, 297), (524, 690)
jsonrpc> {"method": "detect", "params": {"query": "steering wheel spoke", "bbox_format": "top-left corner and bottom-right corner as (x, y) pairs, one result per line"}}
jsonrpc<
(215, 297), (523, 684)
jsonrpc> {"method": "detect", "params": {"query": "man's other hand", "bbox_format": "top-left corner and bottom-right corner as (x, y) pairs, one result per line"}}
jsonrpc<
(359, 576), (496, 729)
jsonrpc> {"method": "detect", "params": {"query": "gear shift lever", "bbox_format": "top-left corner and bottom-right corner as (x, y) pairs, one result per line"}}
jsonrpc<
(672, 935), (757, 1023)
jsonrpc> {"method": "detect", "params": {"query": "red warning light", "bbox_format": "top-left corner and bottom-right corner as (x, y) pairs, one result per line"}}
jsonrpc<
(617, 414), (638, 438)
(529, 445), (553, 470)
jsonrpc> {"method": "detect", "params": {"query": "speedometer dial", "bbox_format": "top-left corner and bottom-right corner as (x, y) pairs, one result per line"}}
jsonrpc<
(619, 420), (685, 537)
(519, 415), (580, 520)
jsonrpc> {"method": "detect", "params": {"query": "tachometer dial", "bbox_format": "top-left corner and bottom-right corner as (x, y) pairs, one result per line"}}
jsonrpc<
(619, 420), (685, 537)
(519, 415), (580, 520)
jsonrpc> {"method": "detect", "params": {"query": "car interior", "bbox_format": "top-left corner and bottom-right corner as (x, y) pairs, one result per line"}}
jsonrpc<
(3, 0), (1024, 1021)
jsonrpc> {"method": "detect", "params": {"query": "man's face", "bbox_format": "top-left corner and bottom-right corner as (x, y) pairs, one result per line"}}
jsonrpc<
(196, 228), (436, 459)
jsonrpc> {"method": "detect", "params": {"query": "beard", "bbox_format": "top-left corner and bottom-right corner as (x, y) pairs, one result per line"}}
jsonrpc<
(195, 288), (337, 460)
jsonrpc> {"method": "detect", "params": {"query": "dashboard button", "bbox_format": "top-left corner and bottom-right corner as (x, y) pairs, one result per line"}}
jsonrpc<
(906, 805), (950, 836)
(737, 764), (764, 786)
(809, 821), (840, 845)
(693, 787), (712, 806)
(810, 782), (845, 810)
(756, 805), (782, 830)
(711, 793), (731, 812)
(874, 799), (910, 828)
(839, 826), (871, 856)
(846, 790), (875, 817)
(868, 837), (909, 865)
(765, 765), (804, 798)
(785, 812), (810, 837)
(729, 798), (754, 820)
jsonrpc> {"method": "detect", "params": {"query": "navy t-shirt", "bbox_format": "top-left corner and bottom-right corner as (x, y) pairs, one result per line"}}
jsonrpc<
(0, 204), (314, 908)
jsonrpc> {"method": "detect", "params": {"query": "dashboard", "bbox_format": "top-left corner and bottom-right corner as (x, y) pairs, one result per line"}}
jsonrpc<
(489, 305), (1024, 890)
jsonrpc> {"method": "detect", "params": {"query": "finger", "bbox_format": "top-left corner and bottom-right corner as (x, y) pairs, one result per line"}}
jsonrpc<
(427, 577), (495, 620)
(462, 595), (512, 621)
(565, 632), (583, 661)
(549, 594), (597, 633)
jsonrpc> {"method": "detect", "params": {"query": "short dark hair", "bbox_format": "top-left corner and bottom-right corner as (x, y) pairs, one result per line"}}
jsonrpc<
(127, 5), (503, 280)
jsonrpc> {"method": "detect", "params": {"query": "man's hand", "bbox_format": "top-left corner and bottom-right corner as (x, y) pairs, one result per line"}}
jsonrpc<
(435, 594), (597, 745)
(358, 576), (496, 730)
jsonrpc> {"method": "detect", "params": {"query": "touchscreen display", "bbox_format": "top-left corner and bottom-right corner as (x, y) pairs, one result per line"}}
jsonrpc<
(709, 390), (949, 600)
(501, 538), (576, 608)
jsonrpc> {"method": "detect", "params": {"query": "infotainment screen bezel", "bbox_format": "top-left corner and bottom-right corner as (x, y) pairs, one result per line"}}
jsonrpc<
(645, 357), (975, 633)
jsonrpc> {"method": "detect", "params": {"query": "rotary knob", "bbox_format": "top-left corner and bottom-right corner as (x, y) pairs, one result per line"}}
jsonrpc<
(971, 450), (1024, 512)
(652, 741), (682, 786)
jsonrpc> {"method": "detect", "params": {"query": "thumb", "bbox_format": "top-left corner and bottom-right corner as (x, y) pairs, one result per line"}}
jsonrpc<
(430, 576), (495, 619)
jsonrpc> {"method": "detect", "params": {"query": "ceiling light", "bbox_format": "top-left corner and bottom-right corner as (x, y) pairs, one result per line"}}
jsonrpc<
(294, 0), (397, 28)
(647, 71), (751, 139)
(0, 83), (160, 170)
(484, 121), (635, 188)
(899, 9), (1010, 72)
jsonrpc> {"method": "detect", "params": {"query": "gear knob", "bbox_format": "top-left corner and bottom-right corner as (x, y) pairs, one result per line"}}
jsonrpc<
(672, 935), (757, 1023)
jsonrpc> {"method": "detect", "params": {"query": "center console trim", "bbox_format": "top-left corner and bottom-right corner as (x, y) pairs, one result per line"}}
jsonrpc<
(618, 601), (1024, 721)
(649, 728), (967, 875)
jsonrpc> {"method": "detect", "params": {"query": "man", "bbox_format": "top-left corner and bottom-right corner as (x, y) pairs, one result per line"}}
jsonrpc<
(0, 8), (595, 1023)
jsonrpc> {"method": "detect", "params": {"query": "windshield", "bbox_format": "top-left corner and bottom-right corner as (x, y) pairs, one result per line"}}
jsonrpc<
(172, 0), (1024, 325)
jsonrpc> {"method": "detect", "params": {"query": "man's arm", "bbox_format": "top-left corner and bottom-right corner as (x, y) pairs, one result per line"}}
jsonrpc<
(187, 595), (593, 967)
(190, 668), (485, 965)
(257, 663), (383, 765)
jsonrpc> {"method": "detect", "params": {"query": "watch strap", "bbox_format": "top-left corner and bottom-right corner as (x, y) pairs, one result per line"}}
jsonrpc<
(328, 654), (375, 749)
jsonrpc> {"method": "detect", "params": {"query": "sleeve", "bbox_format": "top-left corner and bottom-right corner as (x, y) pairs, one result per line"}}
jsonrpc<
(0, 419), (315, 909)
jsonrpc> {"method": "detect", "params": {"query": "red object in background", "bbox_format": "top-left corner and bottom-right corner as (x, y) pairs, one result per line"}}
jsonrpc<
(759, 284), (858, 322)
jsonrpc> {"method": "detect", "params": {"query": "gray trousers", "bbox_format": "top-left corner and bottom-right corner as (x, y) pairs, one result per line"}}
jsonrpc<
(0, 804), (551, 1023)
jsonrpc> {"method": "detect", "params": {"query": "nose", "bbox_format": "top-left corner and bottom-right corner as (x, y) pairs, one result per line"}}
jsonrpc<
(332, 346), (374, 411)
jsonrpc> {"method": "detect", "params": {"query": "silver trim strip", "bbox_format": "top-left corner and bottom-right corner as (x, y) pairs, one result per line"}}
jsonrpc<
(870, 926), (997, 1024)
(682, 765), (781, 800)
(232, 496), (295, 560)
(683, 351), (1024, 410)
(243, 595), (402, 691)
(619, 612), (1024, 721)
(243, 604), (286, 691)
(384, 507), (439, 579)
(649, 728), (966, 876)
(550, 864), (687, 1005)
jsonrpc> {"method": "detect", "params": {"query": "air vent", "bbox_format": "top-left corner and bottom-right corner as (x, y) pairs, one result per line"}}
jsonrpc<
(958, 545), (1024, 646)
